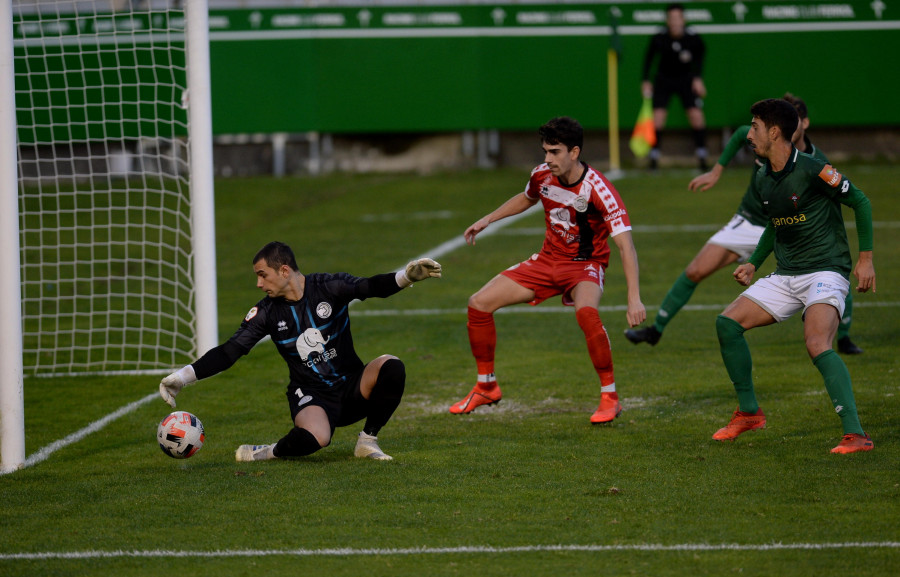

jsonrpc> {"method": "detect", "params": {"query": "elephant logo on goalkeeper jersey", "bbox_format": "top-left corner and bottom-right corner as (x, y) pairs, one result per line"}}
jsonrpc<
(296, 328), (330, 360)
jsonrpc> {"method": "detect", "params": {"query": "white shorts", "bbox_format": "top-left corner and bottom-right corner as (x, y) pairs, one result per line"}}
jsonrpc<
(707, 214), (765, 262)
(741, 271), (849, 322)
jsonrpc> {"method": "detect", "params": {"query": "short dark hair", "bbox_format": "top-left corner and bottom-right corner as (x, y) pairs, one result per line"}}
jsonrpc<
(253, 241), (299, 272)
(750, 98), (799, 142)
(539, 117), (583, 153)
(782, 92), (808, 120)
(667, 3), (685, 13)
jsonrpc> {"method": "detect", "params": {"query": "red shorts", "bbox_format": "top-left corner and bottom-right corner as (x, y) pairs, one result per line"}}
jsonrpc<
(501, 252), (605, 306)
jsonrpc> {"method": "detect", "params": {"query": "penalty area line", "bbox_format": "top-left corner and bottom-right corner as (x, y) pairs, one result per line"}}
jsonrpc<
(2, 541), (899, 560)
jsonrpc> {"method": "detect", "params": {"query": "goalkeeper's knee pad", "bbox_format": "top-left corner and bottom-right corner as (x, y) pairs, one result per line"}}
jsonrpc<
(273, 427), (323, 458)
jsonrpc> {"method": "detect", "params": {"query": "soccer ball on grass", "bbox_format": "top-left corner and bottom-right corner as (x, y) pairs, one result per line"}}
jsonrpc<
(157, 411), (205, 459)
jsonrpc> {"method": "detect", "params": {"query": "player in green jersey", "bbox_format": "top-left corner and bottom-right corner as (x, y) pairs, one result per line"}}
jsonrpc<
(625, 93), (863, 355)
(711, 98), (875, 454)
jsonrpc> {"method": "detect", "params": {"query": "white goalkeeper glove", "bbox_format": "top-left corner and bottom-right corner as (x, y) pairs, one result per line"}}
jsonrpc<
(396, 258), (442, 287)
(159, 365), (197, 409)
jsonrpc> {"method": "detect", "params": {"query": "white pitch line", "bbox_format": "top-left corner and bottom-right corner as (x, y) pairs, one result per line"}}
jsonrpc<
(501, 220), (900, 236)
(1, 541), (898, 560)
(0, 393), (159, 476)
(354, 301), (900, 317)
(402, 203), (542, 266)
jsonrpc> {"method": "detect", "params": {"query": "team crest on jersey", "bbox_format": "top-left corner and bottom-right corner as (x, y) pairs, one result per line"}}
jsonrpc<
(818, 164), (842, 187)
(244, 307), (258, 321)
(791, 193), (799, 209)
(572, 195), (588, 213)
(316, 302), (332, 319)
(550, 207), (573, 231)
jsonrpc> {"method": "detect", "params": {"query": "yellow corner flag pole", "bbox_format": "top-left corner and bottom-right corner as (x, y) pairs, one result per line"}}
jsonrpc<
(608, 47), (620, 173)
(606, 7), (623, 178)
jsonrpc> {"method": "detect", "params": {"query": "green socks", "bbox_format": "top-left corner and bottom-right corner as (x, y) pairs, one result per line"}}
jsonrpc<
(654, 272), (698, 332)
(813, 349), (864, 435)
(716, 315), (758, 413)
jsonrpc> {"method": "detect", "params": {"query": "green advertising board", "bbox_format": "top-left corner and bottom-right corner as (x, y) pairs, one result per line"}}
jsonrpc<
(13, 1), (900, 137)
(203, 0), (900, 133)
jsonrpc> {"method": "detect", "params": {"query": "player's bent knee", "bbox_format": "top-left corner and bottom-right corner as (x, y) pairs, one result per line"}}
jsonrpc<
(804, 337), (833, 360)
(716, 314), (745, 344)
(575, 306), (601, 330)
(273, 426), (326, 458)
(684, 265), (709, 284)
(467, 293), (490, 311)
(376, 357), (406, 393)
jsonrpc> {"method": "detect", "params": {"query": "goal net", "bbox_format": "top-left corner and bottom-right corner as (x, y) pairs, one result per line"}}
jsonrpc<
(10, 0), (216, 377)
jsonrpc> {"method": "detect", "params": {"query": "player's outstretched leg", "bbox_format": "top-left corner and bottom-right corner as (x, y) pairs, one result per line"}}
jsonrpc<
(625, 272), (698, 346)
(450, 307), (502, 414)
(576, 308), (622, 424)
(713, 314), (765, 441)
(235, 444), (277, 462)
(268, 427), (324, 459)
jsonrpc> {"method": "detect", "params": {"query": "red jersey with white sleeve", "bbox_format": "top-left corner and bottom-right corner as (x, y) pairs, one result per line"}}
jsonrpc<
(524, 162), (631, 267)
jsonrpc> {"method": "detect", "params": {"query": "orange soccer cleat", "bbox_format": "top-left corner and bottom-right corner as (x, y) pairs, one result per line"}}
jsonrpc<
(590, 393), (623, 424)
(830, 432), (874, 454)
(448, 382), (502, 414)
(712, 407), (766, 441)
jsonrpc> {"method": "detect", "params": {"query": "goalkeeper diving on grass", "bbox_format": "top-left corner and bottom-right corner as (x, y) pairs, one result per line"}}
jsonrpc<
(158, 241), (442, 462)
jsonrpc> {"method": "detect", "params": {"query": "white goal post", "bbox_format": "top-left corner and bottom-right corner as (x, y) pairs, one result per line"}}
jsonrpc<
(1, 0), (218, 473)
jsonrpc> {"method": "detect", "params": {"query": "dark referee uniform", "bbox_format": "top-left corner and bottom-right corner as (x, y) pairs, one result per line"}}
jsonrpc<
(642, 26), (705, 111)
(191, 271), (403, 428)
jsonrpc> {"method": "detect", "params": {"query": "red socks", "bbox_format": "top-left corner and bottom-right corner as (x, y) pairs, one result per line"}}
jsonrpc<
(467, 306), (496, 375)
(576, 307), (616, 388)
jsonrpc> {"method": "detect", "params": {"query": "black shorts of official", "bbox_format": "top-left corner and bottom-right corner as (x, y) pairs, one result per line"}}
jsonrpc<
(285, 369), (369, 432)
(652, 75), (702, 111)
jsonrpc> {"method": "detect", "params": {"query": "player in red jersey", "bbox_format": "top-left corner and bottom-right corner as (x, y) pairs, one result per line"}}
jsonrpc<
(448, 117), (646, 423)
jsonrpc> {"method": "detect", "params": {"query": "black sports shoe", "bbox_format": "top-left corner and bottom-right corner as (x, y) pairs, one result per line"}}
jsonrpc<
(837, 336), (863, 355)
(624, 325), (662, 346)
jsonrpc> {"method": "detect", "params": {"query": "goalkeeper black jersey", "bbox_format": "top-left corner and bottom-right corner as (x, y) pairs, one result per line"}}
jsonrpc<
(195, 272), (401, 391)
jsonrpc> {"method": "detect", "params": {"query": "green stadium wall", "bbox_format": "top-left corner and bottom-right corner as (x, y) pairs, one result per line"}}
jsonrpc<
(14, 1), (900, 139)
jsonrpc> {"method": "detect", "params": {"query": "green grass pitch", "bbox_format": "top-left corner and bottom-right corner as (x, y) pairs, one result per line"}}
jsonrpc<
(1, 163), (898, 576)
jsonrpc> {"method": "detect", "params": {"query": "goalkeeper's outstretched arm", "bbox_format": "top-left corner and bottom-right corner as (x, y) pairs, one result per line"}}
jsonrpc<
(159, 340), (247, 408)
(395, 257), (442, 288)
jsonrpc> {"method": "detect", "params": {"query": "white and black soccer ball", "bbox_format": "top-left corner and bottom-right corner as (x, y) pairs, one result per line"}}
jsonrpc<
(157, 411), (205, 459)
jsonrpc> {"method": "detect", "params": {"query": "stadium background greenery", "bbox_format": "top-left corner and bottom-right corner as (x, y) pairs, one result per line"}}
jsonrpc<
(1, 165), (898, 576)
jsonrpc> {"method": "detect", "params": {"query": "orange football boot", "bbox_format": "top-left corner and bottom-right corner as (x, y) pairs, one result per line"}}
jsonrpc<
(830, 432), (874, 454)
(448, 382), (502, 414)
(590, 393), (623, 424)
(712, 407), (766, 441)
